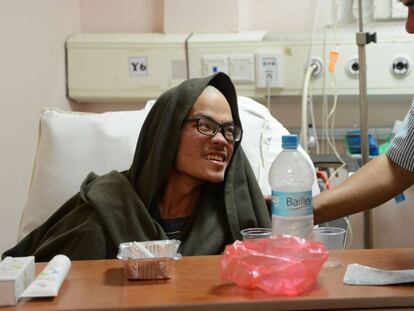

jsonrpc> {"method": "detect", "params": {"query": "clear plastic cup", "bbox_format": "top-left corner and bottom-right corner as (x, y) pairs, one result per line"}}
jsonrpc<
(240, 228), (272, 240)
(314, 227), (346, 268)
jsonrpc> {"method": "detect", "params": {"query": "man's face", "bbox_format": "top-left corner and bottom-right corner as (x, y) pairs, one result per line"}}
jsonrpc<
(402, 0), (414, 33)
(174, 86), (235, 185)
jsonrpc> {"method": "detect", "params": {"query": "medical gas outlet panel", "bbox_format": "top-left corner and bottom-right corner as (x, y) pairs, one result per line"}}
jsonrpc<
(188, 27), (414, 97)
(67, 28), (414, 103)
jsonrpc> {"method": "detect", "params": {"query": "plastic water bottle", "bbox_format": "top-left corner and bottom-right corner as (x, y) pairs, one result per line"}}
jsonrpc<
(269, 134), (314, 239)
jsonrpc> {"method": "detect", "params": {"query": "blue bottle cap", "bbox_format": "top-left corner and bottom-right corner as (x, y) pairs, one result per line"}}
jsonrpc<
(282, 134), (298, 149)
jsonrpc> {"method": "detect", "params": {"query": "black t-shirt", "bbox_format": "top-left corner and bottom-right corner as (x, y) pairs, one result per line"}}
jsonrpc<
(149, 204), (189, 240)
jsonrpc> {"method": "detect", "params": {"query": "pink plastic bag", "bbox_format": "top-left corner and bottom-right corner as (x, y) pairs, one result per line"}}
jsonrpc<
(220, 235), (328, 296)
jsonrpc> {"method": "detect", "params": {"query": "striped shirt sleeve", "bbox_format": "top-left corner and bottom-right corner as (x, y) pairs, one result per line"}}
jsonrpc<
(386, 97), (414, 172)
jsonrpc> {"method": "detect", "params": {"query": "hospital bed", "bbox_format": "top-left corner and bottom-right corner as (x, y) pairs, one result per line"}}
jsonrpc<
(17, 96), (319, 241)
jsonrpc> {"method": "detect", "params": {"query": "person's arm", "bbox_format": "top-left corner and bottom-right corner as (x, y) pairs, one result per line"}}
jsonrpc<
(314, 153), (414, 224)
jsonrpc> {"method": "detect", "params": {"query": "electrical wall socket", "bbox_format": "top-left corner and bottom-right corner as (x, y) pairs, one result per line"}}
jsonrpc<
(229, 54), (254, 83)
(255, 52), (284, 88)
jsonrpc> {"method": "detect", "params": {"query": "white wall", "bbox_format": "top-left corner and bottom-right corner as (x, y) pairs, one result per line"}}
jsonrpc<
(164, 0), (244, 33)
(246, 0), (334, 32)
(80, 0), (163, 33)
(163, 0), (335, 33)
(0, 0), (81, 253)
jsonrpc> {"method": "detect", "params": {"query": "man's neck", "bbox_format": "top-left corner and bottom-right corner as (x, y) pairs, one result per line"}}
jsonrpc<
(159, 172), (202, 219)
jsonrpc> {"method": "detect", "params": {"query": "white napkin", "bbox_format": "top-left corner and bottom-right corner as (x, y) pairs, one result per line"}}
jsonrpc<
(343, 263), (414, 285)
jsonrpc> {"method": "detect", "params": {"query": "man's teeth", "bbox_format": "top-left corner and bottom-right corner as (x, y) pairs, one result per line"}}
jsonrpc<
(205, 154), (224, 162)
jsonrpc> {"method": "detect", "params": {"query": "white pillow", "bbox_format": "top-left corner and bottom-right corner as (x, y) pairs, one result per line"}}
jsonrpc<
(238, 96), (319, 197)
(18, 97), (318, 240)
(18, 107), (151, 240)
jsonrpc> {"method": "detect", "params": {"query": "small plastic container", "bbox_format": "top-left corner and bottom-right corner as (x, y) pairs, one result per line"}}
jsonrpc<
(345, 129), (379, 156)
(117, 240), (181, 280)
(123, 257), (174, 280)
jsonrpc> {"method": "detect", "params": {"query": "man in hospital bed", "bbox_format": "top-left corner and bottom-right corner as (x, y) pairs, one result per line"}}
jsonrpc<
(314, 0), (414, 225)
(2, 72), (270, 261)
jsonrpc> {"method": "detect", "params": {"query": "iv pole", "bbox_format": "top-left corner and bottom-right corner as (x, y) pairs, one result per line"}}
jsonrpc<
(356, 0), (376, 248)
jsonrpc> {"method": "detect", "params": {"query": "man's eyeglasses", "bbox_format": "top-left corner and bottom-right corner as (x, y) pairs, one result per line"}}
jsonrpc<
(184, 116), (242, 142)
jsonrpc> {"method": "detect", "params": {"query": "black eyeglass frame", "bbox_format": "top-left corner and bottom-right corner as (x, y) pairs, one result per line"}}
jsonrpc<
(184, 115), (243, 142)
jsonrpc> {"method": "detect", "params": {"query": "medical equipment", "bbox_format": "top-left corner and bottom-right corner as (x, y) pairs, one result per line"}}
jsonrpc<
(356, 0), (377, 248)
(66, 29), (414, 104)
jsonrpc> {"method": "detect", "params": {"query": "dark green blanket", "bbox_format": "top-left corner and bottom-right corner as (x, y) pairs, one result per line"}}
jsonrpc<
(3, 72), (271, 262)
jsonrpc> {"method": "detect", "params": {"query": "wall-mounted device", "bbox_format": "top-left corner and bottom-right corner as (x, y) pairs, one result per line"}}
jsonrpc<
(66, 27), (414, 103)
(309, 57), (324, 78)
(255, 52), (284, 88)
(66, 33), (189, 102)
(345, 57), (359, 78)
(202, 54), (228, 77)
(390, 55), (411, 77)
